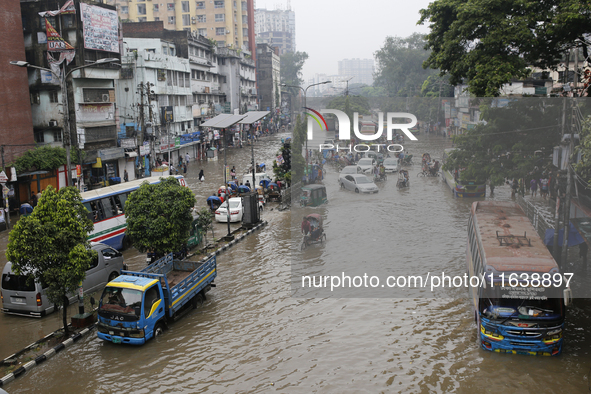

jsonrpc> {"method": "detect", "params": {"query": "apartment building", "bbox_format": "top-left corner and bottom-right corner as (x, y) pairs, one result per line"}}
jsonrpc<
(256, 43), (280, 112)
(338, 58), (374, 86)
(254, 8), (295, 55)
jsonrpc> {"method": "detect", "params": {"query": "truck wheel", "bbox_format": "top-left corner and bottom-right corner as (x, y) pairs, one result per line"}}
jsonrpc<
(108, 272), (119, 282)
(154, 322), (164, 337)
(192, 293), (204, 309)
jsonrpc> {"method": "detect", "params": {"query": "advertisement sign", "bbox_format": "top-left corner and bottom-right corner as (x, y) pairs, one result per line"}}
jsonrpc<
(80, 3), (119, 53)
(120, 137), (136, 149)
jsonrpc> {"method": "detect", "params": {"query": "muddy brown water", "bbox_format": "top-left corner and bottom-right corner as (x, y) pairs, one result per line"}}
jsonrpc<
(1, 132), (591, 393)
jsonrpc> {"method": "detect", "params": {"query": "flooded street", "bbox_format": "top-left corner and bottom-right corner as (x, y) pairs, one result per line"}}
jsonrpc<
(2, 132), (591, 393)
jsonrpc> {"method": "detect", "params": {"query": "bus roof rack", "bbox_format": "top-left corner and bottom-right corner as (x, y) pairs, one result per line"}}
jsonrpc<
(496, 231), (531, 247)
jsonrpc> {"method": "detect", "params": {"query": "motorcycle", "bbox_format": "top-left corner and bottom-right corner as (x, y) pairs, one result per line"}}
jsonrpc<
(401, 155), (413, 165)
(374, 173), (387, 183)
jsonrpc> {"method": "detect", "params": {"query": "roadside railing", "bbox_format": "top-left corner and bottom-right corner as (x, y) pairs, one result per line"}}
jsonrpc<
(516, 194), (556, 239)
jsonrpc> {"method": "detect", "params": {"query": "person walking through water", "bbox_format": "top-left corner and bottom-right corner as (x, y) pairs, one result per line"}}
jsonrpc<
(530, 178), (538, 198)
(185, 153), (190, 165)
(199, 169), (205, 182)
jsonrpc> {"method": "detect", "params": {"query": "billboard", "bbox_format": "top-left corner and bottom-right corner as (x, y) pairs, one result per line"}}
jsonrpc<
(80, 3), (119, 53)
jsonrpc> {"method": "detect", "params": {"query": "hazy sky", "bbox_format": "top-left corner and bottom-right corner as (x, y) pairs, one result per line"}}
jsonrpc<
(256, 0), (434, 83)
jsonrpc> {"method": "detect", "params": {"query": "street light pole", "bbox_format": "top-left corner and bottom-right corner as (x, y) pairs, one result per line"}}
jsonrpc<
(281, 81), (330, 170)
(10, 58), (119, 187)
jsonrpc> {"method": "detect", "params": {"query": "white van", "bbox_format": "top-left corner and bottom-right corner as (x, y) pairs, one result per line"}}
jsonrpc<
(1, 242), (126, 317)
(241, 172), (272, 188)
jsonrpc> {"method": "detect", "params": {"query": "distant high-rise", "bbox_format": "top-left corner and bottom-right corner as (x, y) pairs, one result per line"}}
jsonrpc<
(254, 8), (295, 55)
(108, 0), (255, 55)
(338, 58), (374, 86)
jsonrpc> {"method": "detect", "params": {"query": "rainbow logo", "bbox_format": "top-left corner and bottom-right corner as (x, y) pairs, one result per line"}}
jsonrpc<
(304, 107), (328, 131)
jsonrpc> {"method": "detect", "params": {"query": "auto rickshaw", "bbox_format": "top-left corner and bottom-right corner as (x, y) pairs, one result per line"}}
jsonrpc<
(267, 182), (281, 202)
(300, 184), (328, 207)
(301, 213), (326, 250)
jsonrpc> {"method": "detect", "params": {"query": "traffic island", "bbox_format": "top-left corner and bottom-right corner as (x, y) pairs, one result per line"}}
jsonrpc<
(0, 323), (96, 388)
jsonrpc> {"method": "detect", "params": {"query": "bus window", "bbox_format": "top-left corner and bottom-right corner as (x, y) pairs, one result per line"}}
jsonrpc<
(114, 193), (128, 213)
(113, 195), (124, 215)
(85, 201), (101, 222)
(83, 202), (95, 222)
(99, 198), (116, 219)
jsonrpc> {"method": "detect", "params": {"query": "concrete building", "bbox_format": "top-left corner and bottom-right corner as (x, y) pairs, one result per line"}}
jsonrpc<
(20, 0), (121, 191)
(254, 8), (295, 55)
(106, 0), (256, 56)
(338, 58), (374, 86)
(216, 47), (257, 113)
(256, 44), (280, 113)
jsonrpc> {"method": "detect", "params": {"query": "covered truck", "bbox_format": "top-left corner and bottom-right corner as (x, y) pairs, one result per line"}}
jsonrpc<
(97, 253), (216, 345)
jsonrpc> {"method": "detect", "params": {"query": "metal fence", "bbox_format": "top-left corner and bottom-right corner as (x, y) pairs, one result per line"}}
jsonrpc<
(516, 195), (555, 239)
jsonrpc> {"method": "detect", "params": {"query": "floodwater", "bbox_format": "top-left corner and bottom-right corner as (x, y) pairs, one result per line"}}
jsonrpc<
(2, 132), (591, 393)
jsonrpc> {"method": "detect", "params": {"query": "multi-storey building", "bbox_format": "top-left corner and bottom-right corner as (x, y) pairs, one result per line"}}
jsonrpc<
(338, 58), (374, 86)
(216, 47), (257, 113)
(256, 44), (280, 113)
(107, 0), (255, 55)
(19, 0), (121, 190)
(254, 8), (295, 55)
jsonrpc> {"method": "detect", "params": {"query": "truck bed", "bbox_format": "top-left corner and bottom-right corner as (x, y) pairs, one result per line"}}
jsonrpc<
(165, 262), (203, 287)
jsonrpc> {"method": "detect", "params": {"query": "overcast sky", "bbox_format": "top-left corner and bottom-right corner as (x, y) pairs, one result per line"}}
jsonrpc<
(256, 0), (434, 83)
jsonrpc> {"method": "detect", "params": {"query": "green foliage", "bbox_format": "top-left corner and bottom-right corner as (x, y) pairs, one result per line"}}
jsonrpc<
(194, 207), (213, 245)
(326, 96), (371, 116)
(13, 146), (66, 173)
(444, 99), (561, 184)
(125, 177), (196, 255)
(374, 34), (436, 97)
(418, 0), (591, 97)
(6, 186), (94, 333)
(291, 115), (306, 182)
(280, 51), (309, 92)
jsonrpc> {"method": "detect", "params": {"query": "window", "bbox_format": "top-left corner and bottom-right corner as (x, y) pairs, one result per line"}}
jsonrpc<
(34, 130), (44, 143)
(198, 28), (207, 36)
(113, 194), (128, 213)
(197, 14), (206, 22)
(182, 14), (191, 26)
(182, 1), (190, 12)
(242, 15), (247, 24)
(215, 14), (224, 22)
(102, 247), (121, 259)
(120, 6), (128, 13)
(241, 1), (246, 9)
(234, 1), (237, 8)
(217, 40), (225, 46)
(216, 27), (225, 35)
(53, 130), (62, 142)
(30, 92), (40, 105)
(168, 16), (175, 24)
(167, 3), (175, 11)
(49, 91), (59, 103)
(40, 16), (56, 29)
(185, 73), (190, 86)
(214, 0), (224, 8)
(153, 4), (159, 11)
(154, 17), (160, 21)
(143, 285), (161, 318)
(167, 70), (173, 86)
(138, 17), (147, 22)
(137, 4), (146, 14)
(196, 1), (205, 9)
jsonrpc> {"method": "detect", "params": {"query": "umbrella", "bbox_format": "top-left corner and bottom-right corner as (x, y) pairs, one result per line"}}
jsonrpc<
(206, 196), (222, 209)
(227, 181), (238, 191)
(268, 182), (279, 189)
(238, 185), (250, 193)
(260, 179), (271, 188)
(544, 223), (585, 247)
(259, 163), (265, 168)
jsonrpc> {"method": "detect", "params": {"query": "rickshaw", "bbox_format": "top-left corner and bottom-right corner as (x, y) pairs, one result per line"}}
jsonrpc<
(397, 170), (410, 189)
(301, 213), (326, 250)
(259, 179), (271, 191)
(238, 185), (251, 196)
(255, 185), (266, 206)
(206, 195), (222, 212)
(267, 182), (281, 202)
(300, 184), (328, 207)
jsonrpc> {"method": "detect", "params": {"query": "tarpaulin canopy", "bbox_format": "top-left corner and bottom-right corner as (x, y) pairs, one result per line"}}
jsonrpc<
(544, 223), (585, 247)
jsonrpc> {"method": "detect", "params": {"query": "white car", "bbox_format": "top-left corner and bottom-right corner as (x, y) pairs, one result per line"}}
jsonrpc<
(357, 158), (376, 173)
(215, 198), (243, 223)
(339, 165), (363, 181)
(383, 157), (400, 173)
(340, 174), (379, 194)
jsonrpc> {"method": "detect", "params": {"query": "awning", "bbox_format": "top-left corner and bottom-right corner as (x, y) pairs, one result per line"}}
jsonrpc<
(544, 223), (585, 247)
(125, 151), (138, 158)
(238, 111), (270, 124)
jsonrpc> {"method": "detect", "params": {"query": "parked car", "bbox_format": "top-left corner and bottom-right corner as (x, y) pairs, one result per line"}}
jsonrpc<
(339, 165), (363, 181)
(357, 158), (376, 173)
(383, 157), (400, 173)
(339, 174), (379, 194)
(1, 242), (126, 317)
(215, 197), (244, 223)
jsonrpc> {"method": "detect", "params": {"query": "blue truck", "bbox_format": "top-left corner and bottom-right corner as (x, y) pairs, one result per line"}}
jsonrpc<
(96, 253), (216, 345)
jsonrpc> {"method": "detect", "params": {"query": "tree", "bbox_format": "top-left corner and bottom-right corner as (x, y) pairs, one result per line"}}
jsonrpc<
(291, 115), (307, 182)
(12, 146), (85, 174)
(6, 186), (94, 334)
(418, 0), (591, 97)
(326, 96), (371, 116)
(194, 207), (214, 247)
(374, 33), (436, 97)
(443, 98), (562, 186)
(125, 177), (195, 256)
(280, 51), (309, 91)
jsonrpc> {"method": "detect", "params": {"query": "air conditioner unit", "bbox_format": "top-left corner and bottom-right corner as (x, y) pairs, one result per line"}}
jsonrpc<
(102, 94), (110, 102)
(49, 120), (58, 127)
(192, 20), (196, 24)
